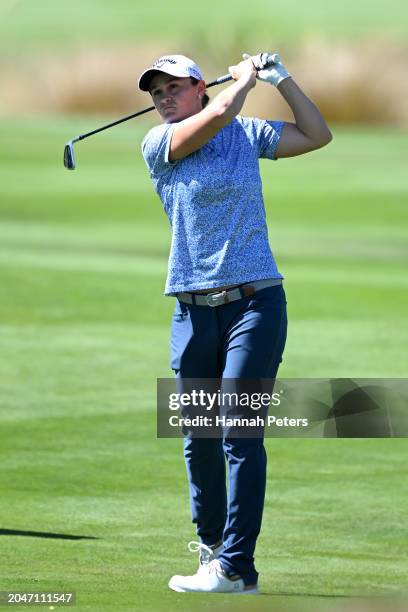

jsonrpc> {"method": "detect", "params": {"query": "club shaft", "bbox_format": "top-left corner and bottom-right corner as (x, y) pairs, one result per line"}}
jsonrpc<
(76, 77), (228, 141)
(76, 105), (155, 141)
(74, 54), (280, 142)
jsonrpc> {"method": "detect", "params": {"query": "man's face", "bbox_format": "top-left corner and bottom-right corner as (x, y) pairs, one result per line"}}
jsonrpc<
(149, 73), (205, 123)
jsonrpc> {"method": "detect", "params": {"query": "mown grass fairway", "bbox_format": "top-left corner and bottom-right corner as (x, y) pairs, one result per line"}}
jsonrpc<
(0, 118), (407, 610)
(1, 0), (407, 51)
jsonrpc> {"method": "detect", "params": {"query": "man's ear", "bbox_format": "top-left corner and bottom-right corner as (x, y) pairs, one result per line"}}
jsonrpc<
(197, 79), (207, 98)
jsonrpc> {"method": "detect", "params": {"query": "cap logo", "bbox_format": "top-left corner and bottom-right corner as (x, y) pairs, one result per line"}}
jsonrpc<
(152, 57), (178, 69)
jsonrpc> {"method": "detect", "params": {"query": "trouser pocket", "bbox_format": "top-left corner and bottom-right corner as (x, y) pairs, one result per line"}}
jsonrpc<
(170, 309), (192, 371)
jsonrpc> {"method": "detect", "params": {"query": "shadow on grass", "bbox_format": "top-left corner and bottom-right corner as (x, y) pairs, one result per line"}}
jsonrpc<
(0, 528), (98, 540)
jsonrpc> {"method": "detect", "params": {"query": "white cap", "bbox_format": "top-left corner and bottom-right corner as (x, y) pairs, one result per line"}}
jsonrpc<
(138, 54), (203, 91)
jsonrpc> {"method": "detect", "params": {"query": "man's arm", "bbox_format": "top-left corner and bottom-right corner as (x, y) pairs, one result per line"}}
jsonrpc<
(275, 78), (333, 158)
(243, 52), (332, 158)
(170, 60), (256, 161)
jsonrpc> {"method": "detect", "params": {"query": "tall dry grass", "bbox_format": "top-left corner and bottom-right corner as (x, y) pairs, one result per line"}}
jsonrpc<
(1, 37), (407, 126)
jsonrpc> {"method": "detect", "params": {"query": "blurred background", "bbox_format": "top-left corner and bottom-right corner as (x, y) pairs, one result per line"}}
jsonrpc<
(0, 1), (407, 610)
(1, 0), (408, 124)
(1, 0), (407, 379)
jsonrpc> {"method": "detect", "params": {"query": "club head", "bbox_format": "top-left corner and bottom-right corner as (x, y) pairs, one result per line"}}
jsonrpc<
(64, 141), (76, 170)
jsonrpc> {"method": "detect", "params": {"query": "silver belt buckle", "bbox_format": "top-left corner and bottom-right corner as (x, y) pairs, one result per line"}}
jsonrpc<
(206, 290), (227, 307)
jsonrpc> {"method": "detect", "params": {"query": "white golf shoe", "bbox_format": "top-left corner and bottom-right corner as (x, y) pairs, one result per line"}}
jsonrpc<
(168, 541), (259, 594)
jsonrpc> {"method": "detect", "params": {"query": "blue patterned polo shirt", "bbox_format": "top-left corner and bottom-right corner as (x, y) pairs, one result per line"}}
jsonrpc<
(141, 115), (284, 296)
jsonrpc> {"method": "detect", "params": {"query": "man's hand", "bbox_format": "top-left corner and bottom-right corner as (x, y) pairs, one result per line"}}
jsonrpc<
(242, 52), (291, 87)
(228, 58), (257, 89)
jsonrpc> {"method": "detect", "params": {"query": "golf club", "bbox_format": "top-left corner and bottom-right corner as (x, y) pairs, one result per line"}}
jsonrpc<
(63, 53), (281, 170)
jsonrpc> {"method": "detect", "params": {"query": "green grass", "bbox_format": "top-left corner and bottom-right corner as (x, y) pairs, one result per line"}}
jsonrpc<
(1, 0), (407, 53)
(0, 118), (407, 610)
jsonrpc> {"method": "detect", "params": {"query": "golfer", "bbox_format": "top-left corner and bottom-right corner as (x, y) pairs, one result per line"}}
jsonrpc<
(138, 52), (332, 594)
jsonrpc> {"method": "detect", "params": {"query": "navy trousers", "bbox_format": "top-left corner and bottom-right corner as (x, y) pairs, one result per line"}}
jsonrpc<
(170, 284), (287, 586)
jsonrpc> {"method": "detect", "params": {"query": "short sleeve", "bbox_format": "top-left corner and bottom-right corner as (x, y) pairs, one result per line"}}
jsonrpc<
(141, 123), (178, 177)
(259, 120), (284, 160)
(242, 117), (285, 161)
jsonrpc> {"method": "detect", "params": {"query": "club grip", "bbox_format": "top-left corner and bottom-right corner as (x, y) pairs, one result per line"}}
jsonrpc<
(206, 53), (281, 89)
(262, 53), (281, 67)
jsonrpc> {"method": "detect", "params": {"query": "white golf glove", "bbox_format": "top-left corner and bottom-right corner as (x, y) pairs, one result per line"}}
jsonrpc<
(242, 52), (291, 87)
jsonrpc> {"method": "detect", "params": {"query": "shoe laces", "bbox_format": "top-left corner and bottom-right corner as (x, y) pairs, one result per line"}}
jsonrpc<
(207, 559), (222, 574)
(207, 559), (241, 581)
(187, 541), (217, 566)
